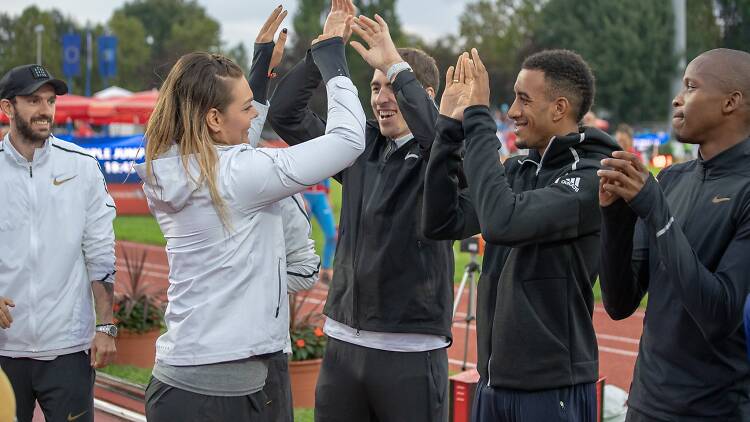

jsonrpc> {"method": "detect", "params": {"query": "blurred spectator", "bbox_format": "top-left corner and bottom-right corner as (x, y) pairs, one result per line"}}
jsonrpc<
(615, 124), (643, 161)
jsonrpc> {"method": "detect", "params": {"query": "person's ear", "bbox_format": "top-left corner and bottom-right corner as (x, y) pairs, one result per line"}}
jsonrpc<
(425, 86), (436, 100)
(205, 108), (222, 134)
(0, 99), (14, 119)
(723, 91), (743, 114)
(551, 96), (570, 123)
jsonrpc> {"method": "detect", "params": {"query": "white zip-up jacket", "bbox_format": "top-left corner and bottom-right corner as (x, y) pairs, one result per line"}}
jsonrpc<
(134, 75), (365, 366)
(0, 135), (116, 357)
(248, 101), (320, 294)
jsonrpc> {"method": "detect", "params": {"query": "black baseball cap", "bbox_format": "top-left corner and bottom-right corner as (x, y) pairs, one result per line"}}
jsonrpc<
(0, 64), (68, 100)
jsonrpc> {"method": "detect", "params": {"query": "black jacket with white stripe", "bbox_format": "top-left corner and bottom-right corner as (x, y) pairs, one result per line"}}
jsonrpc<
(600, 138), (750, 420)
(423, 105), (618, 390)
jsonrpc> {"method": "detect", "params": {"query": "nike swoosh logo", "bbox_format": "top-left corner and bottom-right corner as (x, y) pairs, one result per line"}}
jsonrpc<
(53, 175), (77, 186)
(67, 410), (88, 421)
(404, 153), (419, 160)
(712, 196), (731, 204)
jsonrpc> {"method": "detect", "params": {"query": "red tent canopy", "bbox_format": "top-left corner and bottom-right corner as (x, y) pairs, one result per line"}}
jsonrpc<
(0, 90), (159, 125)
(0, 94), (95, 124)
(88, 89), (158, 124)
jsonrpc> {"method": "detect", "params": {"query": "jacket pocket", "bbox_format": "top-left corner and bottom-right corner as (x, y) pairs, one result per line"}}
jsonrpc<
(521, 277), (570, 353)
(275, 258), (283, 318)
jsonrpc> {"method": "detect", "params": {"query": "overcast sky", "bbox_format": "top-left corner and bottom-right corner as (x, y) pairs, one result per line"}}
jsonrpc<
(6, 0), (468, 49)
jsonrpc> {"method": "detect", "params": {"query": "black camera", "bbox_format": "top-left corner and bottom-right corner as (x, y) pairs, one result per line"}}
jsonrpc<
(459, 235), (485, 255)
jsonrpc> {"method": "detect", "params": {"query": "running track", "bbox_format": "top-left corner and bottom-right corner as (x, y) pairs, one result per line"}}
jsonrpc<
(115, 241), (642, 390)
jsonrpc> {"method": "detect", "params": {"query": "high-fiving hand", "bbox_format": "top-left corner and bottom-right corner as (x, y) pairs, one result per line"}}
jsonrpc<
(440, 52), (471, 121)
(255, 6), (288, 77)
(439, 48), (491, 121)
(350, 14), (403, 73)
(314, 0), (356, 45)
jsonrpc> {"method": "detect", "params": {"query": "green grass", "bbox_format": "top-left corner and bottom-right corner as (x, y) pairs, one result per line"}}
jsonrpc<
(114, 215), (166, 246)
(97, 364), (152, 386)
(294, 408), (314, 422)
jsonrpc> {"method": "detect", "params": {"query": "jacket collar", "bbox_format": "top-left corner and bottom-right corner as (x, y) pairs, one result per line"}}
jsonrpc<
(520, 130), (586, 175)
(697, 137), (750, 179)
(2, 132), (52, 167)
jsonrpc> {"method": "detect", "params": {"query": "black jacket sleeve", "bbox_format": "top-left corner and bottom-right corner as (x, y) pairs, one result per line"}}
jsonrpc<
(267, 49), (326, 146)
(391, 70), (439, 151)
(599, 198), (650, 320)
(248, 42), (274, 104)
(628, 173), (750, 342)
(462, 105), (602, 247)
(422, 115), (481, 240)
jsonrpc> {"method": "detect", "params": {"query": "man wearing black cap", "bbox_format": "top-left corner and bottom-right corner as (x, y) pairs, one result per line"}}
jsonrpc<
(0, 64), (117, 422)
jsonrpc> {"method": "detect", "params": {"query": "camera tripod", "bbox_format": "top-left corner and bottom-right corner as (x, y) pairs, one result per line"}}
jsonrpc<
(452, 251), (480, 371)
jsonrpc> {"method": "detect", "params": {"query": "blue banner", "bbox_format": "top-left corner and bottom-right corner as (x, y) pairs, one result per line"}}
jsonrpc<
(58, 134), (145, 184)
(97, 35), (118, 80)
(62, 34), (81, 78)
(634, 131), (670, 150)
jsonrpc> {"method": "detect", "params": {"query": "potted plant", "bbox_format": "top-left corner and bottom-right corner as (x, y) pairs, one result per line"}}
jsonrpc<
(113, 245), (165, 368)
(288, 289), (327, 408)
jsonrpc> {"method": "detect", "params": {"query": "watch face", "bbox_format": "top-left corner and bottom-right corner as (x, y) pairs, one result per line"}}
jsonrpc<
(108, 325), (118, 337)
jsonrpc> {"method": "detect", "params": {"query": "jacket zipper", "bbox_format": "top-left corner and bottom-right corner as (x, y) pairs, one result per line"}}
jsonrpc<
(275, 258), (282, 318)
(487, 355), (492, 386)
(27, 163), (39, 351)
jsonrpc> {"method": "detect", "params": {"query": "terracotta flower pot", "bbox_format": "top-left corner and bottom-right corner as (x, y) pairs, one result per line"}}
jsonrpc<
(114, 328), (160, 368)
(289, 358), (322, 408)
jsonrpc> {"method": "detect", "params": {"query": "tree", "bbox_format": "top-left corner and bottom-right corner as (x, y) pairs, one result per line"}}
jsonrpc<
(715, 0), (750, 50)
(458, 0), (544, 107)
(107, 12), (151, 91)
(534, 0), (677, 124)
(116, 0), (221, 87)
(686, 0), (721, 61)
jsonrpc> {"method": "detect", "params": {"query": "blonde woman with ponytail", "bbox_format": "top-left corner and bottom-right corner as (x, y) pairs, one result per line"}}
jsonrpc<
(135, 7), (364, 421)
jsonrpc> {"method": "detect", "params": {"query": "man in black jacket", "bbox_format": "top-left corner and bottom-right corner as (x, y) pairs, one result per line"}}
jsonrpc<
(598, 48), (750, 421)
(424, 49), (618, 421)
(268, 3), (452, 421)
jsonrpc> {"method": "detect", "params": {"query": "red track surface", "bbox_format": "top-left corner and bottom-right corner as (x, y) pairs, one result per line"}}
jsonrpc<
(115, 241), (642, 390)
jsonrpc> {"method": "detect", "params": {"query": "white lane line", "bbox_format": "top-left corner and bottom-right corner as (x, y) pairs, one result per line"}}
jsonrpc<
(596, 333), (640, 345)
(94, 398), (146, 421)
(599, 346), (638, 357)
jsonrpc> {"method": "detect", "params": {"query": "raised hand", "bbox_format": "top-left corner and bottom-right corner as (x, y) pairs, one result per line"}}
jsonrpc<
(314, 0), (356, 45)
(256, 6), (287, 44)
(466, 48), (490, 107)
(255, 6), (288, 77)
(439, 52), (472, 121)
(350, 14), (403, 73)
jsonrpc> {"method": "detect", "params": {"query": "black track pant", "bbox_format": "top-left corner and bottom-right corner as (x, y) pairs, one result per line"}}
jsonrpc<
(314, 337), (448, 422)
(0, 351), (95, 422)
(145, 377), (268, 422)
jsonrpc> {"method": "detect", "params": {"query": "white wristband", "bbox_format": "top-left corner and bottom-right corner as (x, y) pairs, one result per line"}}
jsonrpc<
(386, 61), (412, 83)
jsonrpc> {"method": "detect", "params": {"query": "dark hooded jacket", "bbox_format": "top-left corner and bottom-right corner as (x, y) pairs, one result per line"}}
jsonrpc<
(423, 105), (619, 390)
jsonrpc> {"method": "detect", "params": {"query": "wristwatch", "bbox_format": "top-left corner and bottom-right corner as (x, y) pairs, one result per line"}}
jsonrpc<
(386, 61), (412, 83)
(95, 323), (118, 338)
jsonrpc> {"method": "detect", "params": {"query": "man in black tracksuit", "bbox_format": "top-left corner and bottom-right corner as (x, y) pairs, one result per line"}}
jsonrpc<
(268, 11), (452, 422)
(424, 49), (618, 421)
(598, 49), (750, 421)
